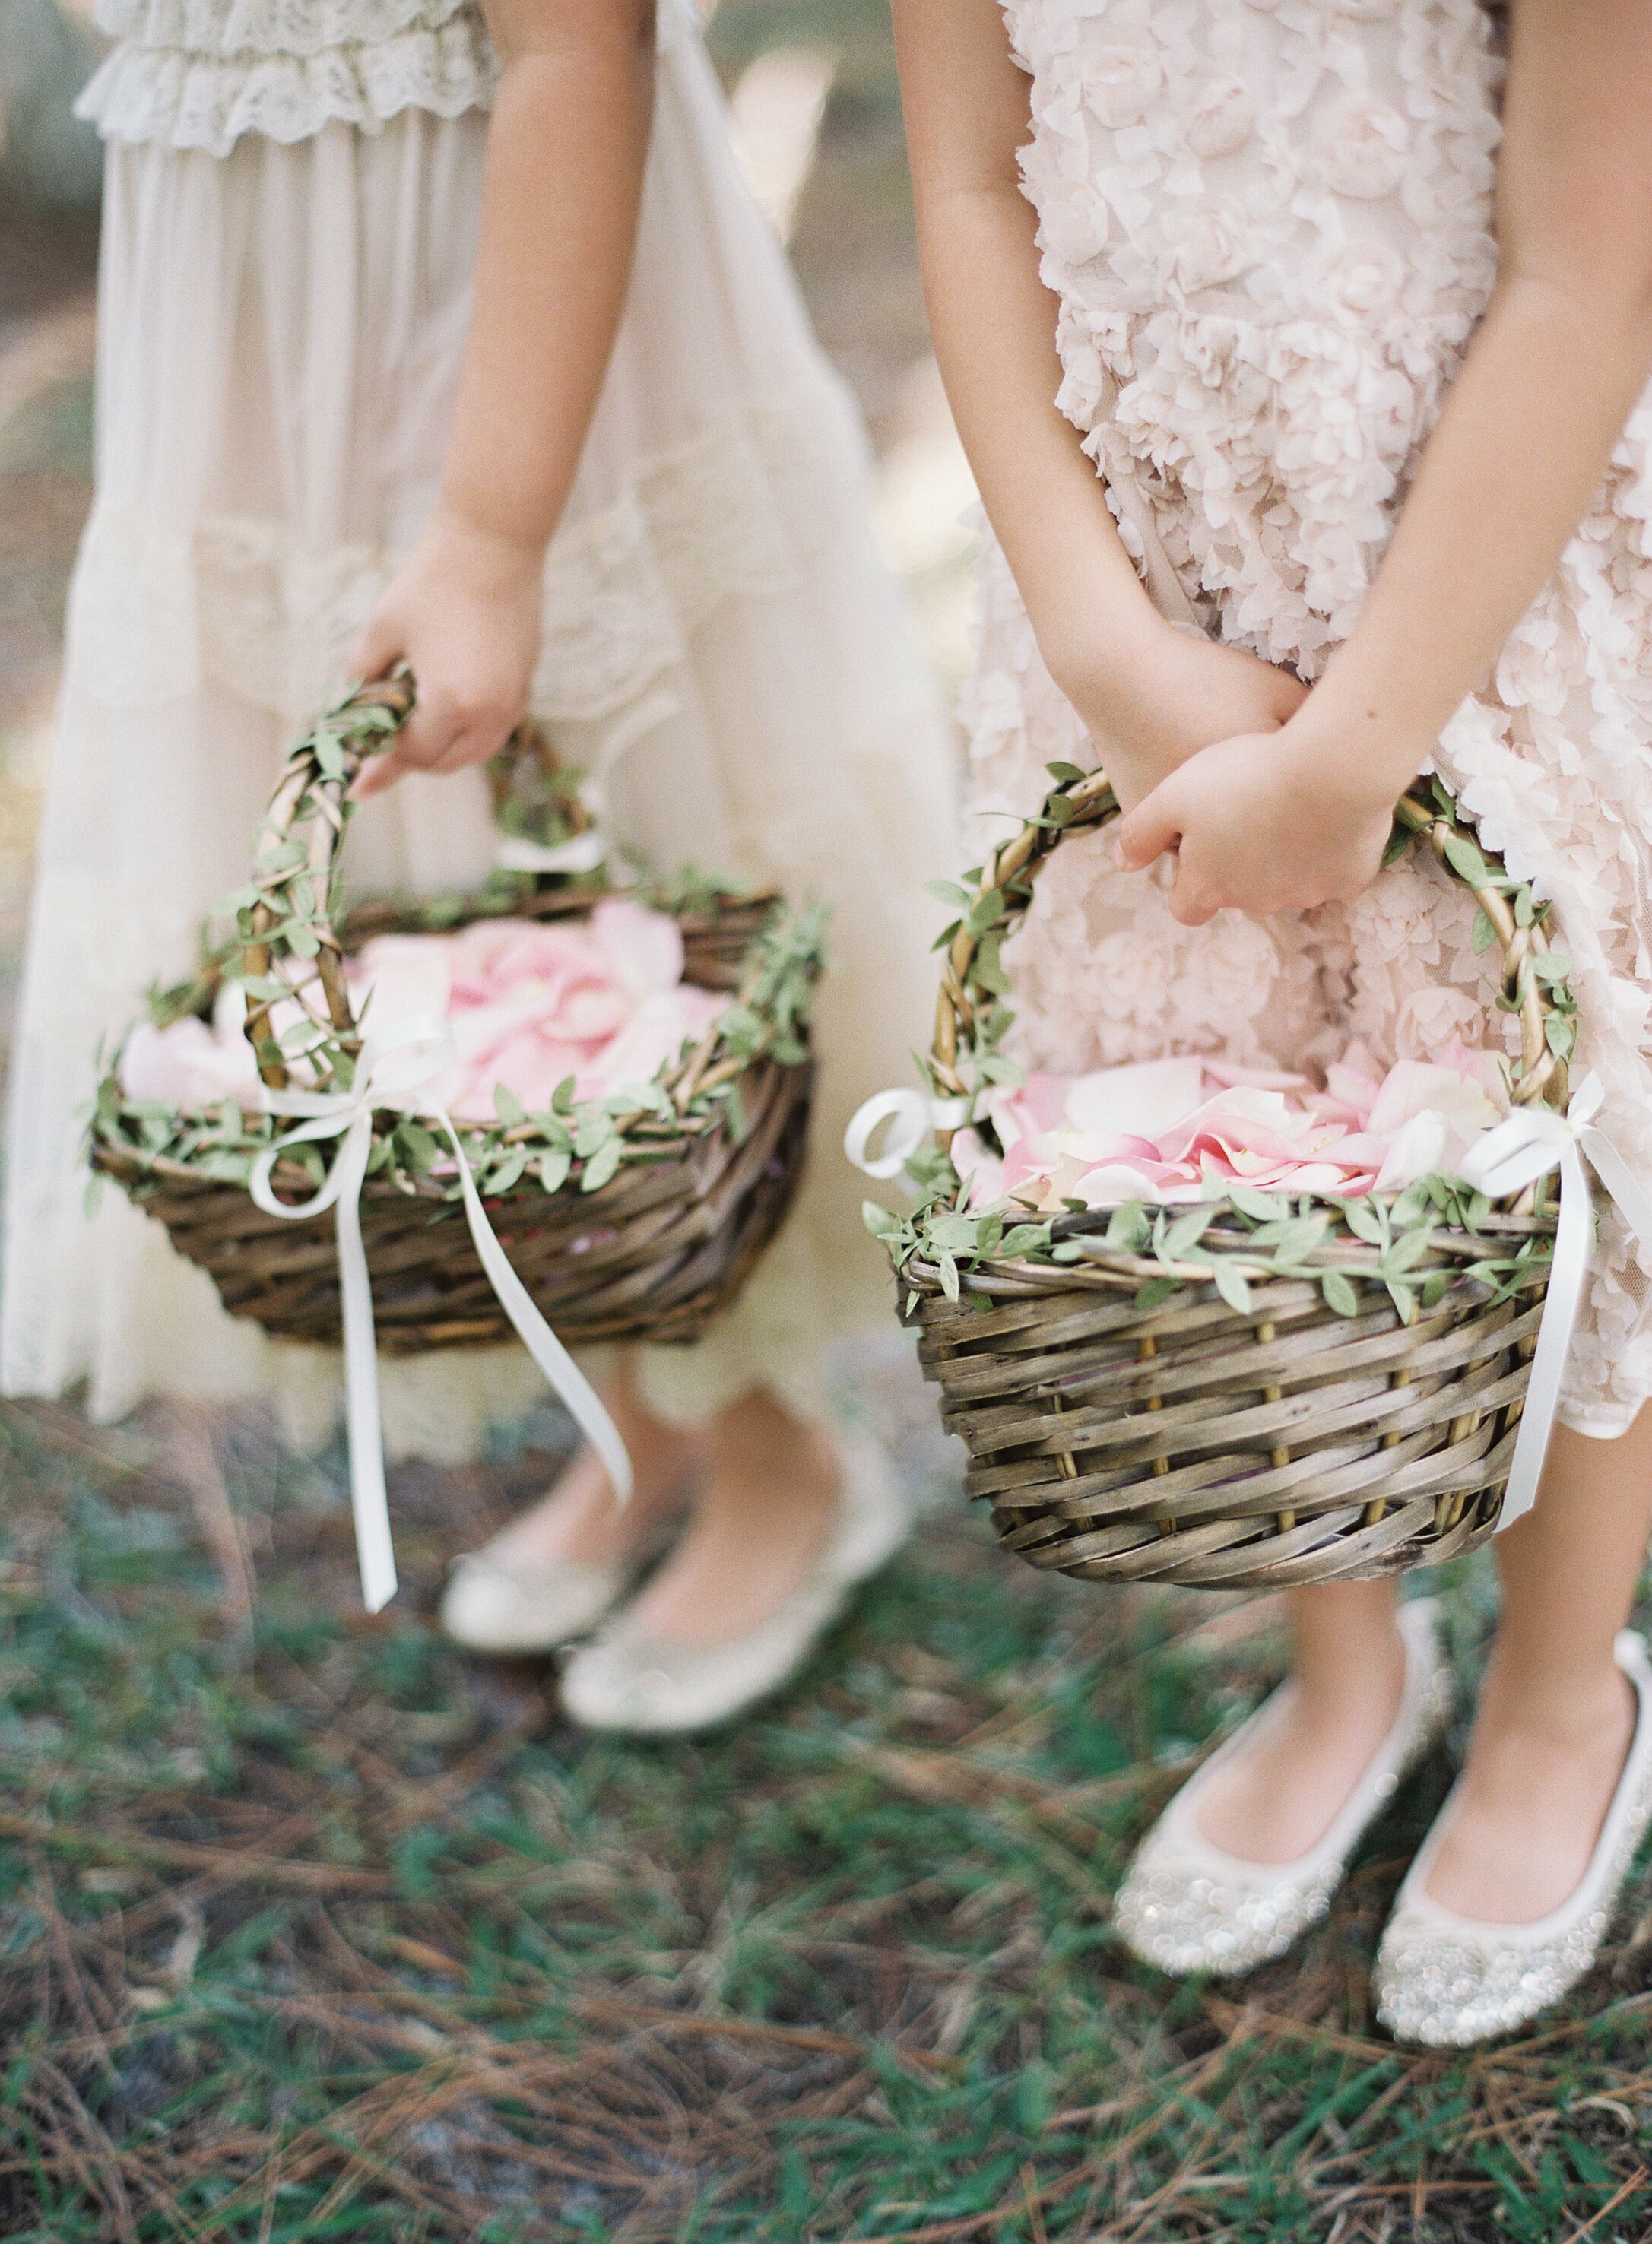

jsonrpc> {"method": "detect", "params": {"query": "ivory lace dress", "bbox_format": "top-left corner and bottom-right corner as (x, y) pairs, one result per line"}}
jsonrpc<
(969, 0), (1652, 1437)
(2, 0), (959, 1453)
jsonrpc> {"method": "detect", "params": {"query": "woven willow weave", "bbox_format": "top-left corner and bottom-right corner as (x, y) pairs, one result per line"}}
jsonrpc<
(899, 776), (1570, 1588)
(93, 679), (816, 1352)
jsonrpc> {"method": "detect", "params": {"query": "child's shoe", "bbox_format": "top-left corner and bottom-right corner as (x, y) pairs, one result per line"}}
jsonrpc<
(1375, 1628), (1652, 2047)
(1115, 1598), (1451, 1978)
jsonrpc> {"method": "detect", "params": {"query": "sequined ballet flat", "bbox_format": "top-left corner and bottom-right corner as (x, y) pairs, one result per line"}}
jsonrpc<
(557, 1439), (909, 1735)
(1114, 1598), (1451, 1979)
(1374, 1629), (1652, 2049)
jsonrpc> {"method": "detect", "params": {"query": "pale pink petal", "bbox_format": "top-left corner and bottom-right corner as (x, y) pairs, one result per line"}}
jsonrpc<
(1063, 1056), (1205, 1138)
(119, 1018), (260, 1111)
(592, 897), (686, 999)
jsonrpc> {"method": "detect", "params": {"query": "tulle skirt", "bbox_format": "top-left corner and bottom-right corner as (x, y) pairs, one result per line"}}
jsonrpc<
(2, 33), (958, 1455)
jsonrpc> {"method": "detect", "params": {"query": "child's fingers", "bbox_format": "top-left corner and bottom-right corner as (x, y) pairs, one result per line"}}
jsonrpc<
(1168, 880), (1220, 927)
(1113, 788), (1182, 872)
(347, 612), (404, 684)
(350, 694), (459, 799)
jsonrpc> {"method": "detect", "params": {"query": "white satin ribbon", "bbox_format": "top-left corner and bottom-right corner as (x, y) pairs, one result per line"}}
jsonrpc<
(493, 832), (607, 876)
(249, 1016), (632, 1612)
(1457, 1071), (1652, 1532)
(845, 1089), (972, 1181)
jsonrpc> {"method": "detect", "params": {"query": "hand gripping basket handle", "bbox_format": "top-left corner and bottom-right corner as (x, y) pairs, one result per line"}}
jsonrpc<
(239, 675), (414, 1091)
(929, 778), (1574, 1139)
(238, 675), (588, 1092)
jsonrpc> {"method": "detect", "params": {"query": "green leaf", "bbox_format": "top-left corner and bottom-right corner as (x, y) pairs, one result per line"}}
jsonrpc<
(1212, 1260), (1254, 1315)
(1471, 907), (1497, 954)
(1340, 1198), (1387, 1245)
(537, 1148), (572, 1194)
(924, 879), (975, 910)
(1381, 1226), (1435, 1276)
(977, 1054), (1025, 1086)
(1227, 1184), (1288, 1225)
(1161, 1206), (1213, 1263)
(1105, 1201), (1151, 1254)
(1049, 1241), (1086, 1263)
(1441, 834), (1492, 889)
(863, 1200), (902, 1241)
(1532, 951), (1573, 985)
(392, 1120), (439, 1174)
(1321, 1269), (1361, 1318)
(1270, 1215), (1328, 1268)
(937, 1250), (961, 1303)
(493, 1084), (526, 1127)
(1045, 761), (1087, 783)
(999, 1223), (1051, 1258)
(1042, 793), (1075, 827)
(966, 888), (1007, 937)
(971, 933), (1009, 996)
(483, 1146), (528, 1195)
(927, 1214), (982, 1253)
(580, 1135), (623, 1193)
(1134, 1276), (1178, 1312)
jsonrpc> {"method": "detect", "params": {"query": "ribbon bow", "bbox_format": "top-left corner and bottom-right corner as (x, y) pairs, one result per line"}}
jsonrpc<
(1457, 1071), (1652, 1532)
(249, 1016), (631, 1612)
(844, 1089), (972, 1181)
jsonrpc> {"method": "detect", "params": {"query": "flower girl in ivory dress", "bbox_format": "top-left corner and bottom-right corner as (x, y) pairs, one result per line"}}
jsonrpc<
(4, 0), (957, 1731)
(894, 0), (1652, 2041)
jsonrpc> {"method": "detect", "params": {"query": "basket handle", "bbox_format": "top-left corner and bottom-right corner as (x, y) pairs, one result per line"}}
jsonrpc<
(929, 772), (1573, 1151)
(237, 676), (588, 1092)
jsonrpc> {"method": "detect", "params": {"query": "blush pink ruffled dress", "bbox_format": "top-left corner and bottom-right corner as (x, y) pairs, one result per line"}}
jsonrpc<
(966, 0), (1652, 1437)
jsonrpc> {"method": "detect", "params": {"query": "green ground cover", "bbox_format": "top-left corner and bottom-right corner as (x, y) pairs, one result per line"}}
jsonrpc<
(2, 1393), (1648, 2241)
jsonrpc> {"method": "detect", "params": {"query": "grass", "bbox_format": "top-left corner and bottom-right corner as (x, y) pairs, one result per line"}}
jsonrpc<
(2, 1389), (1650, 2241)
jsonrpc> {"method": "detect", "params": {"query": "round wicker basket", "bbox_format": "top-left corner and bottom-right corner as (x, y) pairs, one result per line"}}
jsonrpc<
(891, 772), (1572, 1588)
(92, 679), (817, 1352)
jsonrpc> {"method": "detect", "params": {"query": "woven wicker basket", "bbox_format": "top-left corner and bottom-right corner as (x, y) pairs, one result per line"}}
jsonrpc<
(888, 772), (1571, 1589)
(92, 678), (818, 1352)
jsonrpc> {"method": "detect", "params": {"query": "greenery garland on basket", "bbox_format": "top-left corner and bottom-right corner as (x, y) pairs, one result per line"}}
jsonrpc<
(866, 767), (1569, 1327)
(88, 680), (823, 1296)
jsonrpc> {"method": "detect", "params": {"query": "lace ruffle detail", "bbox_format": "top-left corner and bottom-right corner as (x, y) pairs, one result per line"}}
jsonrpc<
(77, 13), (496, 154)
(971, 0), (1652, 1435)
(78, 0), (700, 154)
(68, 383), (845, 749)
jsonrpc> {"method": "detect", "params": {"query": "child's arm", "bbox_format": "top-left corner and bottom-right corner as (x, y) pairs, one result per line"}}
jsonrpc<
(1118, 0), (1652, 922)
(351, 0), (655, 799)
(891, 0), (1306, 813)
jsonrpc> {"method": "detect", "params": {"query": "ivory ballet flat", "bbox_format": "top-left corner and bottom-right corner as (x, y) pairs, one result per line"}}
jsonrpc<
(439, 1547), (637, 1656)
(1374, 1628), (1652, 2049)
(439, 1473), (691, 1654)
(557, 1439), (909, 1735)
(1115, 1598), (1452, 1979)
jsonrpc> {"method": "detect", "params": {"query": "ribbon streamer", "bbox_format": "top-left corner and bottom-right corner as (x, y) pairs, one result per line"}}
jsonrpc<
(1458, 1072), (1652, 1532)
(845, 1088), (972, 1181)
(494, 832), (608, 876)
(249, 1016), (632, 1612)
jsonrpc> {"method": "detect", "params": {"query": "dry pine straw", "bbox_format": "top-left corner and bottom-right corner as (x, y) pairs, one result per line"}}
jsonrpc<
(2, 1396), (1650, 2243)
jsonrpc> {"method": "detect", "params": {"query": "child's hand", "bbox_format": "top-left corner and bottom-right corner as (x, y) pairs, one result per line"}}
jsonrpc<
(348, 509), (544, 800)
(1052, 616), (1308, 815)
(1113, 724), (1396, 925)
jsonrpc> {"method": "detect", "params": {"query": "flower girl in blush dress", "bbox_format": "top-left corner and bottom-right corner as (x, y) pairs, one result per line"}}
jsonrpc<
(894, 0), (1652, 2043)
(5, 0), (957, 1731)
